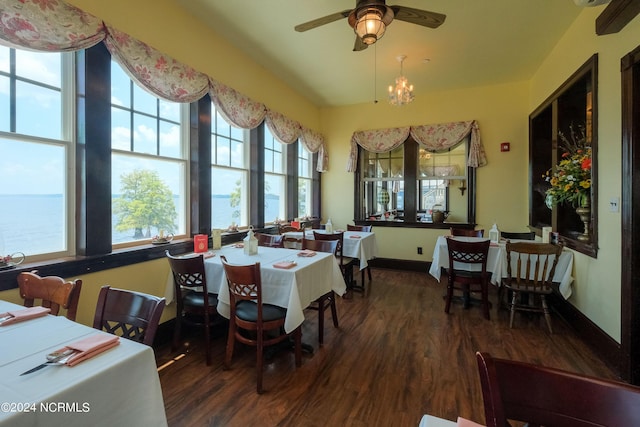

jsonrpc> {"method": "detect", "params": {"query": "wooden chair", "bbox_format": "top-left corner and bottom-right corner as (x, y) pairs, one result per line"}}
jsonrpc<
(313, 231), (359, 293)
(450, 228), (484, 237)
(476, 351), (640, 427)
(220, 255), (301, 394)
(93, 285), (166, 346)
(17, 271), (82, 321)
(445, 237), (491, 319)
(166, 250), (219, 365)
(500, 231), (536, 240)
(302, 238), (339, 345)
(256, 233), (284, 248)
(278, 225), (300, 234)
(502, 241), (563, 333)
(346, 224), (373, 285)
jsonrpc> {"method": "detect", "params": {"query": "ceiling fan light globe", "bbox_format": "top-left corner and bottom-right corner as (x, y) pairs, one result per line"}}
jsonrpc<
(354, 8), (387, 44)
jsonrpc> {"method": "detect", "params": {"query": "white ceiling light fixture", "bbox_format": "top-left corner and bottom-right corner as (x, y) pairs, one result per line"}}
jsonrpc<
(389, 55), (414, 106)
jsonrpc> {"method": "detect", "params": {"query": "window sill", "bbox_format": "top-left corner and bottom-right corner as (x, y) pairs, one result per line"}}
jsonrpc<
(0, 231), (251, 292)
(355, 220), (475, 230)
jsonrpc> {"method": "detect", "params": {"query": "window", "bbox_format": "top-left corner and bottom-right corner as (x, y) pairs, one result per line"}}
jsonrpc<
(0, 47), (73, 260)
(297, 141), (312, 218)
(361, 146), (404, 218)
(110, 60), (187, 245)
(417, 143), (467, 222)
(356, 138), (474, 225)
(264, 126), (286, 223)
(529, 55), (597, 257)
(211, 105), (248, 229)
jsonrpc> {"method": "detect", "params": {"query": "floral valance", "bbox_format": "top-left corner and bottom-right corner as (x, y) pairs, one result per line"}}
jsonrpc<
(209, 80), (267, 129)
(347, 120), (487, 172)
(0, 0), (328, 171)
(105, 25), (209, 103)
(300, 127), (327, 172)
(0, 0), (105, 51)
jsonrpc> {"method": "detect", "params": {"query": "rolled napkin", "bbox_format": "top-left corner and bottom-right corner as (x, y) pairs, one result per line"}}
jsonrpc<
(273, 261), (297, 269)
(0, 306), (51, 326)
(297, 250), (317, 257)
(349, 235), (361, 239)
(456, 417), (485, 427)
(55, 334), (120, 367)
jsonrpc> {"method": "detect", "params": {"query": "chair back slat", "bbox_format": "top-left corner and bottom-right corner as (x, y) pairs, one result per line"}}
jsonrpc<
(93, 285), (165, 346)
(477, 351), (640, 427)
(256, 233), (284, 248)
(451, 228), (484, 237)
(446, 237), (490, 268)
(347, 224), (372, 232)
(17, 271), (82, 321)
(506, 242), (563, 292)
(302, 238), (338, 255)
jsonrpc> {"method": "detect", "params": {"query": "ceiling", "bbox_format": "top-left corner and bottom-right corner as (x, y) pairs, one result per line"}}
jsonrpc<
(175, 0), (587, 108)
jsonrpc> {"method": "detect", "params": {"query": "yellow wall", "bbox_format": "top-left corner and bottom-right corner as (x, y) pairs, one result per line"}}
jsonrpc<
(320, 81), (530, 261)
(528, 7), (640, 342)
(24, 2), (634, 342)
(0, 259), (175, 327)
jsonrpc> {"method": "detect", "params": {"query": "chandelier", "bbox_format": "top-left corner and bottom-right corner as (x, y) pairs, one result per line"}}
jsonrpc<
(388, 55), (414, 106)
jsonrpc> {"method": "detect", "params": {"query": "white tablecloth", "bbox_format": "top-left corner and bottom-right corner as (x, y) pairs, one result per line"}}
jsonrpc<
(419, 415), (457, 427)
(283, 230), (378, 270)
(165, 246), (346, 333)
(428, 236), (574, 299)
(0, 300), (167, 427)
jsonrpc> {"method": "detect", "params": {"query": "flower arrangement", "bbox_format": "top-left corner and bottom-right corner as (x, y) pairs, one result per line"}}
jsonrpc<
(544, 124), (592, 208)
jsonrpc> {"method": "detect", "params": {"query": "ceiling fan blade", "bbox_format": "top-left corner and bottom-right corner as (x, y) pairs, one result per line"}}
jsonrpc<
(353, 36), (368, 52)
(389, 6), (446, 28)
(294, 10), (352, 32)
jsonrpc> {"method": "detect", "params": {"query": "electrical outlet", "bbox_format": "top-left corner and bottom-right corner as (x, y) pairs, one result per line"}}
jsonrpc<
(417, 247), (422, 255)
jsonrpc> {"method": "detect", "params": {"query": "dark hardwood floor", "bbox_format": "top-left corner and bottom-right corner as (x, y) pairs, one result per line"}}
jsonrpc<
(155, 268), (618, 426)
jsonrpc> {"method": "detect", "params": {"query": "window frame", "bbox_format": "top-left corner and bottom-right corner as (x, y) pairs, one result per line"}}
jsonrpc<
(354, 137), (476, 228)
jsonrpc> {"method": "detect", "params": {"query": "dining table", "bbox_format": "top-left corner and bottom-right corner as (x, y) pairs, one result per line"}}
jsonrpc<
(165, 245), (347, 334)
(282, 229), (378, 270)
(0, 300), (167, 427)
(429, 235), (574, 299)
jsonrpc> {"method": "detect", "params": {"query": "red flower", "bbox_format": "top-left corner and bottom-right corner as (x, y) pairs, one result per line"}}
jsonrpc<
(581, 158), (592, 170)
(562, 152), (570, 158)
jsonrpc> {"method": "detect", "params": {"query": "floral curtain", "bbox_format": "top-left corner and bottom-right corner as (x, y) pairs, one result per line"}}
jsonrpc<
(0, 0), (329, 171)
(208, 80), (267, 129)
(347, 127), (410, 172)
(300, 127), (328, 172)
(105, 26), (209, 103)
(347, 120), (487, 172)
(0, 0), (105, 51)
(265, 109), (301, 144)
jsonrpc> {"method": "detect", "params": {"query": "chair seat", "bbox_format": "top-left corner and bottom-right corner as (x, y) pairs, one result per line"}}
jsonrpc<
(502, 280), (554, 294)
(236, 300), (287, 322)
(452, 269), (488, 280)
(183, 291), (219, 308)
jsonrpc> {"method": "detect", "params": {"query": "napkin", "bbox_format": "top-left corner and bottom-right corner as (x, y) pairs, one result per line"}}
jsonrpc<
(0, 306), (51, 326)
(349, 235), (361, 239)
(456, 417), (485, 427)
(233, 243), (244, 248)
(56, 334), (120, 367)
(273, 261), (297, 269)
(297, 250), (317, 257)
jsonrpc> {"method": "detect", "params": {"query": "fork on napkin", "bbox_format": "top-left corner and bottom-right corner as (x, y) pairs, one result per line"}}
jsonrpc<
(52, 334), (120, 367)
(0, 306), (51, 326)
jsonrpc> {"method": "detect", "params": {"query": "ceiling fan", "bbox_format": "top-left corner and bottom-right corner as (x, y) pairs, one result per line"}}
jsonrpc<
(294, 0), (446, 51)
